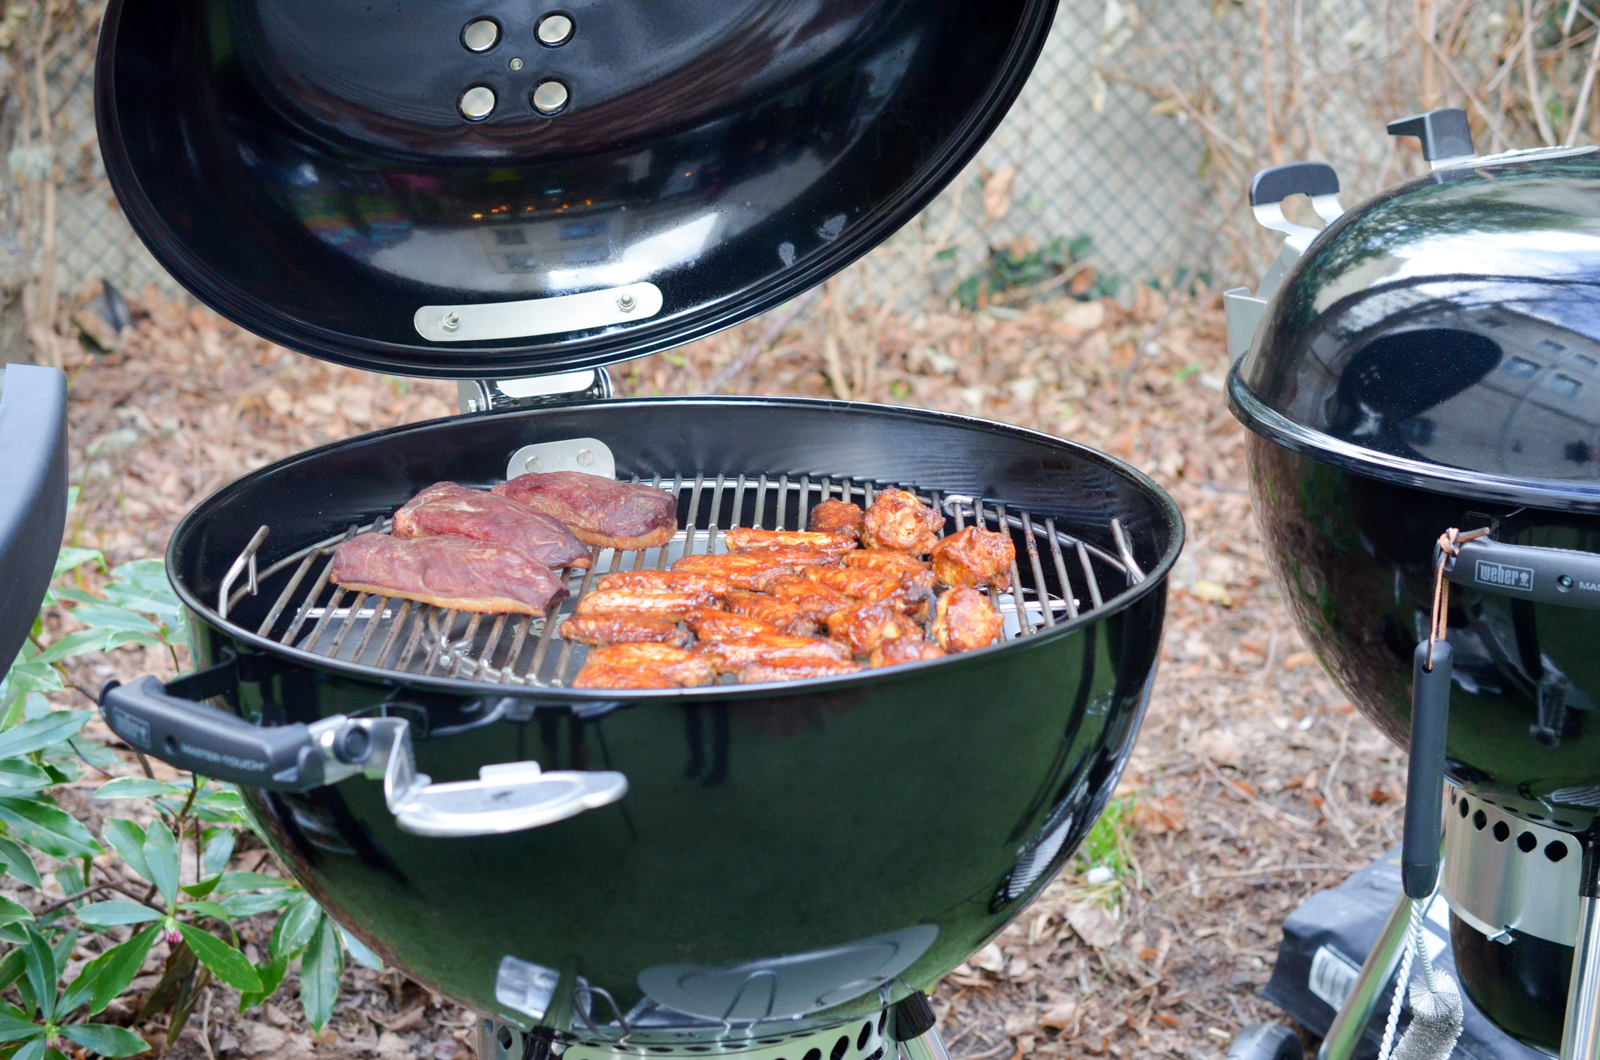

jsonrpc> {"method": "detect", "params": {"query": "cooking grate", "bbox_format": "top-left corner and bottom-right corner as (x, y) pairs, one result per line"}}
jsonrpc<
(216, 475), (1145, 688)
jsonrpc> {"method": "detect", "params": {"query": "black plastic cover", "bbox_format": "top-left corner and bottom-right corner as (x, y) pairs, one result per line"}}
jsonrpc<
(0, 364), (66, 670)
(1229, 148), (1600, 513)
(1387, 108), (1474, 161)
(1249, 162), (1339, 207)
(95, 0), (1057, 378)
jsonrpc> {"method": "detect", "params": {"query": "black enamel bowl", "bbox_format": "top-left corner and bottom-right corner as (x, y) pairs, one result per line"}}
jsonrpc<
(137, 398), (1180, 1032)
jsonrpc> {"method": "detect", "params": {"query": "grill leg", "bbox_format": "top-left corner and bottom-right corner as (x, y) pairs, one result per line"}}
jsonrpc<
(1316, 890), (1413, 1060)
(1562, 857), (1600, 1060)
(894, 992), (951, 1060)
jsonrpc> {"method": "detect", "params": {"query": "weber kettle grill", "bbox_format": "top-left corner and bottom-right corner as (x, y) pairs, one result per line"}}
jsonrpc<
(1226, 110), (1600, 1059)
(90, 3), (1188, 1059)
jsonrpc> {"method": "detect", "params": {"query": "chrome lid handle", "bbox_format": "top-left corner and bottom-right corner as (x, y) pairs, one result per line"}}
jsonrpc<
(387, 761), (628, 838)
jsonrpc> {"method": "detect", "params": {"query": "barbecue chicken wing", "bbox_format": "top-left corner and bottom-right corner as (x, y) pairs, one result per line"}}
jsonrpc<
(808, 499), (864, 540)
(393, 482), (591, 569)
(841, 550), (931, 576)
(724, 591), (820, 636)
(931, 526), (1016, 591)
(574, 588), (718, 619)
(766, 575), (856, 618)
(571, 643), (715, 688)
(722, 528), (857, 555)
(493, 471), (677, 551)
(684, 607), (782, 640)
(802, 566), (899, 598)
(932, 587), (1005, 652)
(825, 599), (920, 655)
(869, 635), (947, 668)
(597, 570), (732, 595)
(738, 658), (863, 684)
(696, 635), (850, 674)
(331, 533), (567, 615)
(672, 551), (830, 590)
(861, 489), (945, 554)
(559, 614), (691, 649)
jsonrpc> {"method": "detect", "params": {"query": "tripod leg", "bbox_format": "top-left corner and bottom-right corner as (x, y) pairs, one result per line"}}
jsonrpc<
(1317, 891), (1414, 1060)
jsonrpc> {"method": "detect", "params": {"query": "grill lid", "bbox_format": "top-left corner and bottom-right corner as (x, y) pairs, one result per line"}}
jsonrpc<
(1230, 147), (1600, 512)
(95, 0), (1056, 379)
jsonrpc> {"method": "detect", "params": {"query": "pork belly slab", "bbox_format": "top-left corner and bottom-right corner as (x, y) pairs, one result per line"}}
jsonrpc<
(493, 471), (677, 551)
(393, 482), (591, 570)
(331, 533), (568, 615)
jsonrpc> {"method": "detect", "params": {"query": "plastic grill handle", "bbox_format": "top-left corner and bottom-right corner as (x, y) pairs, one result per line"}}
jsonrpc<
(1404, 640), (1453, 900)
(1388, 108), (1474, 162)
(1248, 162), (1340, 207)
(99, 676), (323, 790)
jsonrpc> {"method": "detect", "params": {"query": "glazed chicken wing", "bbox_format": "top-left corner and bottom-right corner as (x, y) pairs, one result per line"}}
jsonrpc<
(684, 607), (781, 640)
(802, 566), (902, 598)
(724, 591), (820, 636)
(808, 499), (864, 540)
(574, 588), (718, 619)
(932, 587), (1005, 652)
(862, 570), (936, 620)
(738, 658), (864, 684)
(931, 526), (1016, 591)
(722, 528), (857, 555)
(571, 643), (715, 689)
(672, 551), (830, 590)
(825, 599), (920, 655)
(696, 635), (850, 674)
(597, 570), (732, 596)
(869, 635), (947, 668)
(767, 575), (856, 618)
(841, 550), (931, 576)
(861, 489), (945, 554)
(559, 613), (691, 649)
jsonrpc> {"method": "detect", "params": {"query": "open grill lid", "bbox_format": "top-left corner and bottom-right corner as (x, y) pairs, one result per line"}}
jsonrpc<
(95, 0), (1056, 379)
(1229, 146), (1600, 513)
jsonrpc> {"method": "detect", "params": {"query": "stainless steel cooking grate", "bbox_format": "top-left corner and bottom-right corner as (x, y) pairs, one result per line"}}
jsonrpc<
(216, 474), (1145, 688)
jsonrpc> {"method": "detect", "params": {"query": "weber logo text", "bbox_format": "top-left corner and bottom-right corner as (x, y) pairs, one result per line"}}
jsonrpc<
(1476, 560), (1534, 592)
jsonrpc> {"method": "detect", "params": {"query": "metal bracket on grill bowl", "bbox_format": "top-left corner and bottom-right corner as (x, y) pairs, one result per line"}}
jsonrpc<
(97, 677), (627, 837)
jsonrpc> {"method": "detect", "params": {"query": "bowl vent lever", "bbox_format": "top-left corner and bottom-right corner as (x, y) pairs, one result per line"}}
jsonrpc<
(96, 675), (627, 838)
(1224, 161), (1342, 363)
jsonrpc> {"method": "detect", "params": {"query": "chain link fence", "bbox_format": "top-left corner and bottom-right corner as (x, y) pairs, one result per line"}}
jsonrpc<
(40, 0), (1590, 314)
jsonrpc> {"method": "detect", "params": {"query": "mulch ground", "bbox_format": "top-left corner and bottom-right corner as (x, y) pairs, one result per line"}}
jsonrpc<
(41, 280), (1406, 1060)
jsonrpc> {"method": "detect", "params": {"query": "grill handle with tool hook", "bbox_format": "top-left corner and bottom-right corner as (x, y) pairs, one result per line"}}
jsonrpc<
(1443, 536), (1600, 610)
(97, 674), (627, 838)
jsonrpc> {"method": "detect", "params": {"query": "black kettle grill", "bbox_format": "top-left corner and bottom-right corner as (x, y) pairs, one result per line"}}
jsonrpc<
(89, 2), (1185, 1057)
(1226, 111), (1600, 1059)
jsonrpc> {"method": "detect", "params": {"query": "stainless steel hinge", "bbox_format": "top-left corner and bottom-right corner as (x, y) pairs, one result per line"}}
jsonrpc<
(458, 368), (613, 414)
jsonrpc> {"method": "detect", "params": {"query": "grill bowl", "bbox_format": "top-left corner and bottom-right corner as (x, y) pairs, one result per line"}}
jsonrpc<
(167, 397), (1180, 1029)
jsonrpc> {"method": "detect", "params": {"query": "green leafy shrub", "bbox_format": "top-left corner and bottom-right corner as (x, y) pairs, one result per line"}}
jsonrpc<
(952, 236), (1119, 310)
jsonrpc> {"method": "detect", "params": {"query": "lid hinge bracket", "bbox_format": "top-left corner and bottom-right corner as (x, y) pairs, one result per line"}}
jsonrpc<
(458, 369), (614, 414)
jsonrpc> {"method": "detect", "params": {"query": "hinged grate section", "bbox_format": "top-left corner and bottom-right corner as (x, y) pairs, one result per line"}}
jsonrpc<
(217, 474), (1145, 688)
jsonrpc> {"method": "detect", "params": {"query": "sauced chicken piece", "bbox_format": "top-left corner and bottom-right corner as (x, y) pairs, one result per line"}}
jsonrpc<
(738, 658), (864, 684)
(672, 551), (829, 590)
(696, 635), (850, 674)
(861, 489), (945, 554)
(722, 528), (857, 555)
(574, 588), (718, 619)
(861, 570), (937, 621)
(802, 566), (900, 598)
(724, 591), (820, 636)
(684, 607), (781, 641)
(559, 613), (691, 649)
(841, 550), (931, 576)
(869, 635), (948, 668)
(767, 575), (857, 618)
(826, 599), (921, 655)
(571, 643), (715, 689)
(932, 587), (1006, 652)
(393, 482), (591, 569)
(331, 533), (567, 615)
(597, 570), (732, 596)
(931, 526), (1016, 591)
(493, 471), (677, 551)
(808, 499), (865, 540)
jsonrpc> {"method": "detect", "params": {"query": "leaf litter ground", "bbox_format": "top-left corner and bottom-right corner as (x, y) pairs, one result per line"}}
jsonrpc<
(41, 286), (1406, 1060)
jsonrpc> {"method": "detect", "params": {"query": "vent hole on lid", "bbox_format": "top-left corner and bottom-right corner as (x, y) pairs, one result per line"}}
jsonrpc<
(858, 1023), (872, 1051)
(1518, 832), (1538, 853)
(1529, 813), (1546, 820)
(1548, 841), (1571, 862)
(1557, 819), (1575, 827)
(1473, 809), (1487, 830)
(804, 1049), (821, 1060)
(832, 1038), (849, 1060)
(1493, 821), (1510, 842)
(1458, 799), (1470, 817)
(685, 1049), (711, 1054)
